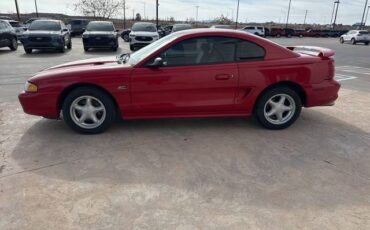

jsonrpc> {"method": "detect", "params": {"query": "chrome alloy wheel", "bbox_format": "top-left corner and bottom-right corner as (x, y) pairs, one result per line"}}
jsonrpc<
(263, 94), (296, 125)
(69, 96), (106, 129)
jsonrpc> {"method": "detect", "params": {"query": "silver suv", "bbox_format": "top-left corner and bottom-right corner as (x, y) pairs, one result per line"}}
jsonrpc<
(340, 30), (370, 45)
(129, 22), (159, 51)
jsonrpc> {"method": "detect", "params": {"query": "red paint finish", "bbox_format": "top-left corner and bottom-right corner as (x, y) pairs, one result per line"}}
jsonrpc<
(19, 29), (340, 120)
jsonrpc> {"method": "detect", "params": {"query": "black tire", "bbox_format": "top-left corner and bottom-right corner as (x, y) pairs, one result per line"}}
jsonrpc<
(365, 42), (369, 46)
(9, 37), (18, 51)
(84, 46), (89, 52)
(339, 37), (344, 44)
(254, 86), (302, 130)
(112, 46), (118, 51)
(24, 48), (32, 54)
(123, 34), (129, 42)
(62, 87), (117, 134)
(58, 42), (65, 53)
(67, 39), (72, 49)
(351, 38), (356, 45)
(130, 44), (135, 51)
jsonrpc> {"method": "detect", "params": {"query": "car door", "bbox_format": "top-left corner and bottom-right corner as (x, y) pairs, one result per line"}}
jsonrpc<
(60, 22), (69, 44)
(130, 36), (240, 114)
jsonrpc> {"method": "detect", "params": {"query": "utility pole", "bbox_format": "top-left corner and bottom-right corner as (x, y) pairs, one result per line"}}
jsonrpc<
(333, 0), (340, 30)
(360, 0), (368, 29)
(285, 0), (292, 29)
(132, 9), (135, 21)
(195, 6), (199, 26)
(122, 0), (126, 29)
(303, 10), (308, 25)
(34, 0), (39, 17)
(156, 0), (159, 28)
(235, 0), (240, 29)
(330, 1), (336, 25)
(365, 6), (370, 27)
(14, 0), (20, 21)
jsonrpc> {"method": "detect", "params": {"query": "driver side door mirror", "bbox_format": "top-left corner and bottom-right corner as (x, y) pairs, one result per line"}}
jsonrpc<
(147, 57), (164, 67)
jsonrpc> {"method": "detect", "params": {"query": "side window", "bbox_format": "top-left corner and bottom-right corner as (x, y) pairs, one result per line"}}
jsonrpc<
(236, 40), (265, 61)
(156, 36), (237, 67)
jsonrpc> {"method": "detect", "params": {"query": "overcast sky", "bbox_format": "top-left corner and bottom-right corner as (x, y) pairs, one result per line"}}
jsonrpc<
(1, 0), (369, 25)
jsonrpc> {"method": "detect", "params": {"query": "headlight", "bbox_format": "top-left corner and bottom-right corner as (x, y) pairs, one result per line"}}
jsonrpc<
(25, 81), (38, 93)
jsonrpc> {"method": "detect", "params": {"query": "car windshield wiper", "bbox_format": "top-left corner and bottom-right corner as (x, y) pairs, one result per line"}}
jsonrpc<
(116, 53), (130, 64)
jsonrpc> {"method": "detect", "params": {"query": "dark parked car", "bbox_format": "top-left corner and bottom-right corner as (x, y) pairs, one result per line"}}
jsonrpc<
(68, 19), (89, 36)
(121, 29), (131, 42)
(284, 28), (295, 37)
(82, 21), (119, 51)
(172, 24), (192, 32)
(0, 20), (18, 51)
(162, 25), (173, 36)
(268, 28), (284, 37)
(20, 19), (71, 53)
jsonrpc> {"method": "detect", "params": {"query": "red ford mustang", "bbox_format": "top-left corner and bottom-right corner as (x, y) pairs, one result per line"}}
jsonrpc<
(19, 29), (340, 134)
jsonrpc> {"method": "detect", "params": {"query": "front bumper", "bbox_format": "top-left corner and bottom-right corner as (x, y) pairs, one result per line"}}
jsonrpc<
(21, 37), (64, 49)
(18, 91), (59, 118)
(83, 36), (117, 48)
(305, 79), (341, 107)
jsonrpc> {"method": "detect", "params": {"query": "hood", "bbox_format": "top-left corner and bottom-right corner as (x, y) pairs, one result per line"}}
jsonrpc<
(25, 30), (62, 36)
(130, 31), (158, 36)
(83, 31), (116, 36)
(46, 56), (119, 71)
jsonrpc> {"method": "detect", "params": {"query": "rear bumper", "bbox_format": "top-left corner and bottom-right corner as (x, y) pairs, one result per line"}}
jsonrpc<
(83, 37), (117, 48)
(18, 91), (59, 118)
(305, 79), (341, 107)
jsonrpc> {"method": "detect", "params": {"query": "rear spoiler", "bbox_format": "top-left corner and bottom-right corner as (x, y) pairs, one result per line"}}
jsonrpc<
(287, 46), (335, 58)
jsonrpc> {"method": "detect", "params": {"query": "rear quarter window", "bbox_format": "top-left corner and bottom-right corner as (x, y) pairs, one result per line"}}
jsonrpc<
(236, 40), (265, 61)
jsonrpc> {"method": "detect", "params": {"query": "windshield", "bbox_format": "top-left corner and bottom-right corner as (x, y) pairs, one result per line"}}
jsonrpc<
(128, 34), (178, 66)
(86, 22), (114, 31)
(9, 21), (22, 27)
(132, 23), (156, 32)
(29, 21), (61, 31)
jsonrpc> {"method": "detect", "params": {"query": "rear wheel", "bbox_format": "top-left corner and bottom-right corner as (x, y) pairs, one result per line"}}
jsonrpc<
(339, 37), (344, 44)
(9, 37), (18, 51)
(62, 87), (116, 134)
(365, 42), (369, 46)
(351, 38), (356, 45)
(123, 34), (129, 42)
(130, 44), (135, 51)
(254, 87), (302, 130)
(84, 46), (89, 52)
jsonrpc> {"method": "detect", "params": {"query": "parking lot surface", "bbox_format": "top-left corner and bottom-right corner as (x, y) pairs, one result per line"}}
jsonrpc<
(1, 37), (370, 229)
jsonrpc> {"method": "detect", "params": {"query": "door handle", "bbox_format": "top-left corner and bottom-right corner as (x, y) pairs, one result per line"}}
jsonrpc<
(215, 74), (234, 80)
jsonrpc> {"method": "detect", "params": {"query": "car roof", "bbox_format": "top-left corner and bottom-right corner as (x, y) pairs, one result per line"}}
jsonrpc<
(134, 22), (155, 25)
(32, 19), (61, 23)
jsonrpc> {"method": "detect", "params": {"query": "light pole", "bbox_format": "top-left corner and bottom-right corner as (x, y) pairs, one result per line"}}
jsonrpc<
(303, 10), (308, 26)
(235, 0), (240, 29)
(14, 0), (20, 21)
(34, 0), (39, 17)
(122, 0), (126, 29)
(330, 1), (336, 25)
(360, 0), (369, 29)
(333, 0), (340, 30)
(195, 5), (199, 26)
(156, 0), (159, 28)
(285, 0), (292, 29)
(365, 6), (370, 27)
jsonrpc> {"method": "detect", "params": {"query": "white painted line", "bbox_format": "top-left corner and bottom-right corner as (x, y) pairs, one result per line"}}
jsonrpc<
(335, 74), (358, 82)
(337, 69), (370, 75)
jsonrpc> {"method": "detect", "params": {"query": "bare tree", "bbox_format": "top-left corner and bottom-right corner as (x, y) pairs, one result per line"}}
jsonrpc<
(74, 0), (121, 19)
(135, 13), (142, 21)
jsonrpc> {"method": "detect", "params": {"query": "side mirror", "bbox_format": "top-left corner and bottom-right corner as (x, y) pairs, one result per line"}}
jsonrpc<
(148, 57), (164, 67)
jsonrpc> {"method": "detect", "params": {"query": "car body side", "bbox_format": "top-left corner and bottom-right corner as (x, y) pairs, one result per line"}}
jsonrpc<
(19, 30), (340, 119)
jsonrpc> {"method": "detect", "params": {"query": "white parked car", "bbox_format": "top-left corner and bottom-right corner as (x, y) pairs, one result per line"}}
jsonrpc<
(129, 22), (159, 51)
(340, 30), (370, 45)
(241, 26), (265, 36)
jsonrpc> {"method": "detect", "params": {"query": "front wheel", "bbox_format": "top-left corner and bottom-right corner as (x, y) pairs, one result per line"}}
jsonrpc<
(339, 37), (344, 44)
(62, 87), (117, 134)
(351, 38), (356, 45)
(67, 39), (72, 49)
(254, 87), (302, 130)
(130, 44), (135, 51)
(123, 34), (129, 42)
(9, 37), (18, 50)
